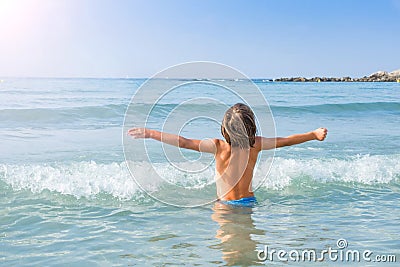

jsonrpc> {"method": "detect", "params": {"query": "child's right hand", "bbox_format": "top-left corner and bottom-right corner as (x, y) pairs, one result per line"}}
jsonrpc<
(313, 128), (328, 141)
(127, 128), (150, 139)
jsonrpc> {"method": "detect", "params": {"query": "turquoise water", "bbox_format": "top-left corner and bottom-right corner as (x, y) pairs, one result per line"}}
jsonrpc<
(0, 78), (399, 266)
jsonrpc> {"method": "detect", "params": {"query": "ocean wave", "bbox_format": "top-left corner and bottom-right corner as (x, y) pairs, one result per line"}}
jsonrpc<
(128, 101), (400, 116)
(0, 161), (138, 199)
(1, 101), (398, 125)
(261, 155), (400, 190)
(0, 104), (127, 124)
(270, 101), (400, 115)
(1, 155), (398, 200)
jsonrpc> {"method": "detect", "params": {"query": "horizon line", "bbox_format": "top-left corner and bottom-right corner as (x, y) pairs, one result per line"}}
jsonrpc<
(0, 74), (381, 80)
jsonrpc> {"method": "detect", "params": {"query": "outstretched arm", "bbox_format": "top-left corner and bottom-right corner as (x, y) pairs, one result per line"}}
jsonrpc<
(127, 128), (217, 153)
(256, 128), (328, 150)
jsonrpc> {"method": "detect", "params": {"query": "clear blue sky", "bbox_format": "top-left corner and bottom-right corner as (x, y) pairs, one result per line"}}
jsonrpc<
(0, 0), (399, 78)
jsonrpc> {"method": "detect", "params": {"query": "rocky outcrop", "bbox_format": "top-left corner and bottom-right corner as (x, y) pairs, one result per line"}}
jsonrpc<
(389, 69), (400, 77)
(274, 69), (400, 82)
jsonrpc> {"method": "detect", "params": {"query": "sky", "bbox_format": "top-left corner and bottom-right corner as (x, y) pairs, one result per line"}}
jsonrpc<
(0, 0), (399, 78)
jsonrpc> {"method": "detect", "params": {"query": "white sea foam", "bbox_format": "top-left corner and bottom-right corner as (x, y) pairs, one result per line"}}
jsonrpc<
(1, 161), (138, 199)
(262, 154), (400, 190)
(0, 155), (399, 199)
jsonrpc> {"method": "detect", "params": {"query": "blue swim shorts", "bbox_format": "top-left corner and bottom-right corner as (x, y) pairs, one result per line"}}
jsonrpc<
(222, 196), (257, 207)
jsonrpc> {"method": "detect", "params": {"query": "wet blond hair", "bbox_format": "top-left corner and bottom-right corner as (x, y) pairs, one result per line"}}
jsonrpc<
(221, 103), (256, 149)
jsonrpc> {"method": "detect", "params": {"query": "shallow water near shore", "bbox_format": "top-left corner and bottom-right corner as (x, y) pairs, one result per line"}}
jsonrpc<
(0, 78), (399, 266)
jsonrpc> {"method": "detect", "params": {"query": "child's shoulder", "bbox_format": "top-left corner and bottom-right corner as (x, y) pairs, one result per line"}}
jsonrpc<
(212, 138), (226, 145)
(211, 138), (229, 150)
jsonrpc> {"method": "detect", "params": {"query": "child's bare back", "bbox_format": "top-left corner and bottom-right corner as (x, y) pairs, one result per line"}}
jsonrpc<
(213, 139), (258, 201)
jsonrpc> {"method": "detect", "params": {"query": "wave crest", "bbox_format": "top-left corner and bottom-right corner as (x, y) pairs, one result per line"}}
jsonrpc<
(1, 155), (398, 200)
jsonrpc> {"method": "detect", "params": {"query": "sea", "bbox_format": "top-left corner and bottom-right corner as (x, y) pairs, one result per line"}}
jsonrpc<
(0, 78), (399, 266)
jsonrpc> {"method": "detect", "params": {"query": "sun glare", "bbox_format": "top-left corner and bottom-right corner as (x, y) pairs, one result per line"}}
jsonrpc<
(0, 0), (22, 17)
(0, 0), (47, 41)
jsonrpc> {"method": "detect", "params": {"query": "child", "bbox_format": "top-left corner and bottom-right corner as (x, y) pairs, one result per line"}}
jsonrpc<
(128, 103), (327, 205)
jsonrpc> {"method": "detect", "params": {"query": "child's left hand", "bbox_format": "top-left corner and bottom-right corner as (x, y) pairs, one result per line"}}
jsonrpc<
(128, 128), (150, 138)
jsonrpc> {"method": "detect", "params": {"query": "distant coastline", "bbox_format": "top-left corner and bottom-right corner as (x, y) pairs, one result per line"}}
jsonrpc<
(274, 69), (400, 82)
